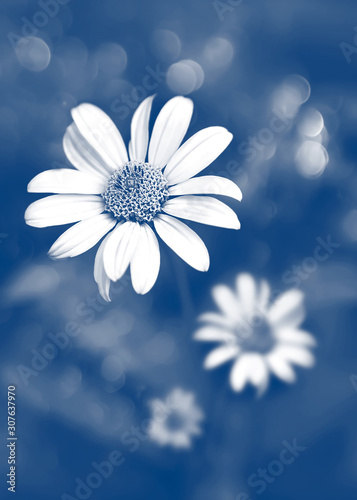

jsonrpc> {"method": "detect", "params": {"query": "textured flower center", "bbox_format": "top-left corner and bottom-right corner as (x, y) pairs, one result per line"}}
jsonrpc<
(102, 161), (169, 223)
(235, 315), (275, 354)
(165, 412), (185, 431)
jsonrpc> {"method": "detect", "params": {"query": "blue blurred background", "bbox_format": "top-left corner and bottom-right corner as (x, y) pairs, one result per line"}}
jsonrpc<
(1, 0), (357, 498)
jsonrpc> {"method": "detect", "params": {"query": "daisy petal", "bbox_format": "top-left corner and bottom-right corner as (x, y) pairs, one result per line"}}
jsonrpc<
(168, 175), (242, 201)
(272, 345), (315, 368)
(63, 123), (113, 180)
(103, 221), (140, 282)
(204, 345), (240, 369)
(71, 103), (128, 170)
(48, 214), (116, 259)
(163, 196), (240, 229)
(153, 213), (209, 272)
(165, 127), (233, 185)
(148, 96), (193, 169)
(25, 195), (104, 228)
(230, 353), (269, 393)
(268, 289), (305, 329)
(28, 169), (107, 194)
(94, 233), (112, 302)
(130, 223), (160, 294)
(274, 329), (317, 347)
(259, 279), (271, 310)
(212, 285), (240, 320)
(266, 352), (296, 383)
(198, 312), (236, 329)
(130, 95), (155, 162)
(128, 140), (134, 160)
(236, 273), (258, 318)
(193, 326), (235, 343)
(173, 435), (191, 449)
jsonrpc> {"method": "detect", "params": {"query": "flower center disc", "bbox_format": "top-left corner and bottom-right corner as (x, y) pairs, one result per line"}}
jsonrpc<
(235, 316), (276, 354)
(165, 412), (186, 431)
(102, 161), (169, 223)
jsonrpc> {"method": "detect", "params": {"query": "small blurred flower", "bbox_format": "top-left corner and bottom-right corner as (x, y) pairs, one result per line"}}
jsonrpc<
(25, 96), (241, 300)
(194, 274), (316, 395)
(148, 388), (204, 449)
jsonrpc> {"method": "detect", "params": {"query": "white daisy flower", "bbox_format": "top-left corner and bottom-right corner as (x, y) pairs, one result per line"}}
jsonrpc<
(148, 388), (204, 449)
(25, 96), (241, 300)
(194, 273), (316, 395)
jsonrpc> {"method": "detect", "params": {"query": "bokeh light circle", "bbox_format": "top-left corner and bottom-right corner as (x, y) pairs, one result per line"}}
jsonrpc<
(295, 140), (329, 177)
(101, 355), (126, 383)
(343, 209), (357, 241)
(15, 37), (51, 72)
(95, 43), (127, 76)
(167, 59), (204, 94)
(298, 107), (324, 137)
(274, 74), (311, 119)
(151, 29), (181, 62)
(283, 74), (311, 104)
(202, 37), (234, 70)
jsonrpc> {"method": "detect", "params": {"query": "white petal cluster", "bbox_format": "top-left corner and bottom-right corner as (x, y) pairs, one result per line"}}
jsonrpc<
(25, 96), (241, 298)
(194, 274), (316, 395)
(147, 388), (204, 449)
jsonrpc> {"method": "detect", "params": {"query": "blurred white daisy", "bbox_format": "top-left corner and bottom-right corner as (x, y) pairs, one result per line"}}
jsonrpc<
(25, 96), (241, 300)
(194, 274), (316, 395)
(148, 388), (204, 449)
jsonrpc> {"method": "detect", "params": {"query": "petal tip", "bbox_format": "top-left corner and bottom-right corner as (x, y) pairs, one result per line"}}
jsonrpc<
(99, 289), (111, 302)
(27, 179), (35, 192)
(231, 384), (242, 393)
(24, 210), (37, 227)
(47, 250), (63, 260)
(229, 217), (241, 230)
(181, 96), (194, 112)
(198, 253), (210, 272)
(235, 188), (243, 202)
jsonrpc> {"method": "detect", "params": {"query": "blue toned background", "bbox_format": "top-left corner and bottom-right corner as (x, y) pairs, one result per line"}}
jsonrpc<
(1, 0), (357, 498)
